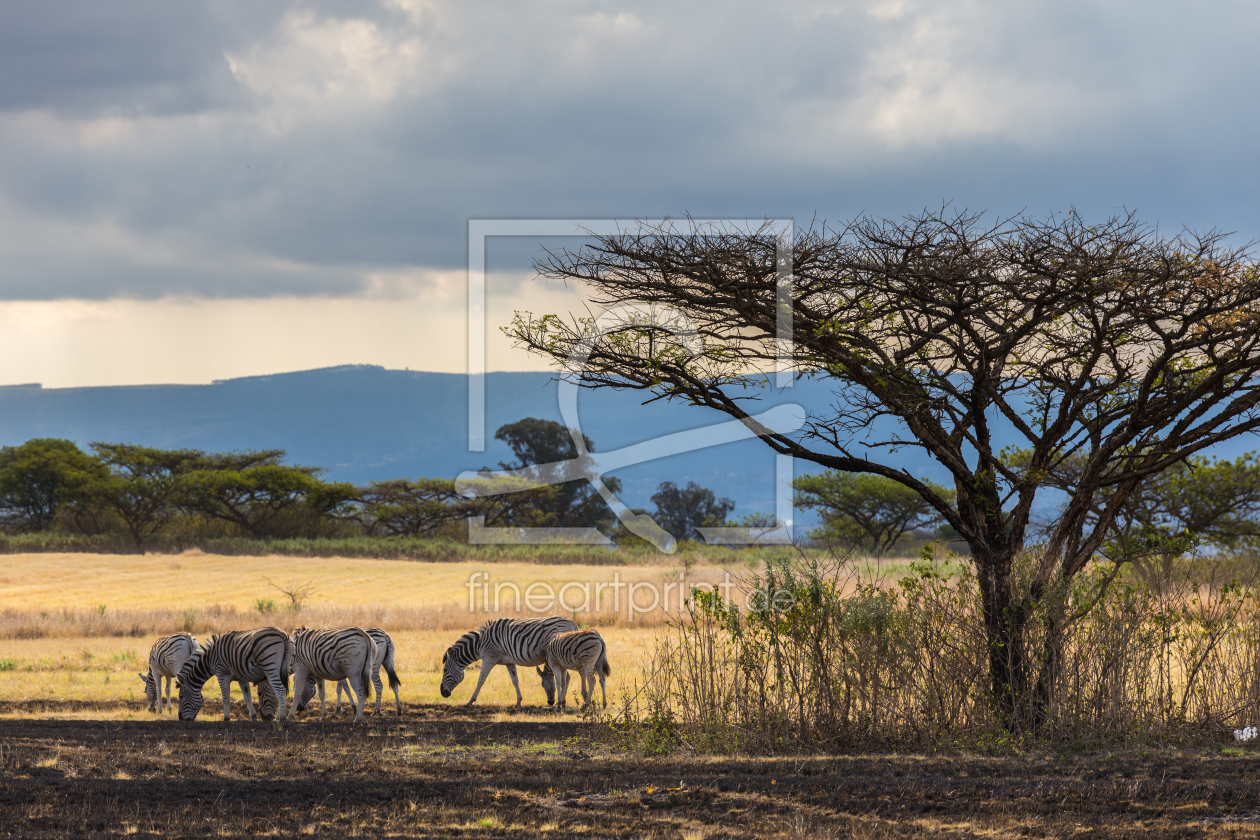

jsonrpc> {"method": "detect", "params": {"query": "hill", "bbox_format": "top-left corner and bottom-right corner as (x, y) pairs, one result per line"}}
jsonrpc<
(2, 364), (1251, 519)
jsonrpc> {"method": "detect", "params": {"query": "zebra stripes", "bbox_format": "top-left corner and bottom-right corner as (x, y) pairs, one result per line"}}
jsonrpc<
(538, 629), (610, 711)
(288, 627), (377, 722)
(139, 633), (199, 713)
(176, 627), (292, 723)
(267, 628), (402, 719)
(441, 616), (577, 706)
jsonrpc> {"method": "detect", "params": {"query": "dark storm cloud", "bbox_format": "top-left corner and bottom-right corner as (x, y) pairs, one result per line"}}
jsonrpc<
(0, 1), (1259, 299)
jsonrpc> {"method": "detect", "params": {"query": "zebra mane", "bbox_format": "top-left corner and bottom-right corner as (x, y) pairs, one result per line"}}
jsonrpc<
(444, 626), (484, 667)
(177, 646), (207, 684)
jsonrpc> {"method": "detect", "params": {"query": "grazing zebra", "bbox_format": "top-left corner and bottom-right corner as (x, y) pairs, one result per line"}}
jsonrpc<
(288, 627), (377, 722)
(138, 633), (199, 713)
(440, 616), (577, 706)
(330, 628), (402, 716)
(176, 628), (292, 723)
(538, 628), (611, 711)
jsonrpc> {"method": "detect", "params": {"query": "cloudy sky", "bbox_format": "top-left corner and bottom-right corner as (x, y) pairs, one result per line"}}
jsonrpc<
(2, 0), (1259, 387)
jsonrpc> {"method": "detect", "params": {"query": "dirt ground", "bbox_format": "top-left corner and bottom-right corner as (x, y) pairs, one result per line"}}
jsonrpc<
(2, 702), (1260, 838)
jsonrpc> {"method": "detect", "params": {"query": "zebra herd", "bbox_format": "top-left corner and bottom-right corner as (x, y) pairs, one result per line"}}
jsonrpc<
(141, 616), (611, 722)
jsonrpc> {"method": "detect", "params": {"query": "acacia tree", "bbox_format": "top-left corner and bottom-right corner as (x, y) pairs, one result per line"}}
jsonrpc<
(511, 210), (1260, 729)
(86, 443), (208, 547)
(794, 472), (954, 555)
(1006, 448), (1260, 589)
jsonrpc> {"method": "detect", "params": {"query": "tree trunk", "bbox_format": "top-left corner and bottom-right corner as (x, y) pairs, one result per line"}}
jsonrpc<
(974, 549), (1028, 730)
(1030, 614), (1065, 733)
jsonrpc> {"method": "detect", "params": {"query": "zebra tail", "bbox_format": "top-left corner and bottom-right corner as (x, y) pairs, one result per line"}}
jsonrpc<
(282, 634), (295, 694)
(384, 640), (402, 689)
(360, 638), (375, 697)
(601, 651), (611, 678)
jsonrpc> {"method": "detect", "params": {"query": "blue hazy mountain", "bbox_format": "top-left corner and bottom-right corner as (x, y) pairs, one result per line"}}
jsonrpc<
(0, 365), (1253, 521)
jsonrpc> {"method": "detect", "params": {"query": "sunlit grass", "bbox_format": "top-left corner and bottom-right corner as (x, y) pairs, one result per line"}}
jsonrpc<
(0, 626), (658, 717)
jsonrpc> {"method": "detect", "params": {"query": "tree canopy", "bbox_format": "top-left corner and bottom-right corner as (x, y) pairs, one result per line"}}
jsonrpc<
(0, 439), (105, 532)
(794, 471), (954, 555)
(492, 417), (620, 530)
(650, 480), (735, 542)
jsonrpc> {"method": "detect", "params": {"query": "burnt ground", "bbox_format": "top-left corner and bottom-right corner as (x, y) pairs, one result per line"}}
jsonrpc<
(2, 701), (1260, 838)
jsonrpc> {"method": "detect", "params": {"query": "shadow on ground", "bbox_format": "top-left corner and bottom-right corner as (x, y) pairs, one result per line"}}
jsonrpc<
(2, 701), (1259, 837)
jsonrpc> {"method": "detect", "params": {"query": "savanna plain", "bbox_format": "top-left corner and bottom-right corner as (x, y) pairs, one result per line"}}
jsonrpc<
(2, 551), (1259, 838)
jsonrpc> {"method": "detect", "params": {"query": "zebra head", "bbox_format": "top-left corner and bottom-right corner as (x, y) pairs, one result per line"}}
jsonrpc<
(175, 643), (209, 721)
(139, 672), (158, 711)
(537, 665), (556, 706)
(440, 649), (466, 698)
(295, 676), (318, 713)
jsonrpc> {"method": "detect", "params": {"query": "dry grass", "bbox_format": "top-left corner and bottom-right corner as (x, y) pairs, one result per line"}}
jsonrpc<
(0, 552), (754, 640)
(0, 552), (688, 719)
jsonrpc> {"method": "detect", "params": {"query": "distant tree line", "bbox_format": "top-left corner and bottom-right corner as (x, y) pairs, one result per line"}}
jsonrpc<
(0, 418), (742, 548)
(794, 452), (1260, 568)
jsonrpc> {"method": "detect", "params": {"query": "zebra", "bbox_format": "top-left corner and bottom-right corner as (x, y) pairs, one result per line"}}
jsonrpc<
(288, 628), (402, 718)
(440, 616), (577, 706)
(331, 628), (402, 716)
(176, 628), (292, 723)
(138, 633), (199, 713)
(288, 627), (377, 723)
(538, 628), (611, 711)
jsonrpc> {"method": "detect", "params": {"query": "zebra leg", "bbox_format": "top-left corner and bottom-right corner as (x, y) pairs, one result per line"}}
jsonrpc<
(216, 673), (234, 721)
(335, 680), (345, 714)
(373, 669), (384, 716)
(504, 663), (524, 707)
(287, 662), (309, 721)
(555, 667), (568, 712)
(162, 675), (172, 713)
(349, 674), (367, 723)
(318, 680), (327, 719)
(599, 668), (607, 709)
(582, 665), (596, 709)
(238, 678), (259, 721)
(392, 680), (402, 716)
(266, 673), (287, 727)
(466, 659), (498, 705)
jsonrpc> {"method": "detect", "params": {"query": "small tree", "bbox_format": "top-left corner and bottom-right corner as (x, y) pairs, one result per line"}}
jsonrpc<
(650, 480), (735, 543)
(492, 417), (621, 530)
(0, 439), (105, 532)
(1007, 448), (1260, 588)
(182, 460), (356, 538)
(361, 478), (480, 536)
(85, 443), (206, 547)
(794, 471), (954, 555)
(511, 209), (1260, 729)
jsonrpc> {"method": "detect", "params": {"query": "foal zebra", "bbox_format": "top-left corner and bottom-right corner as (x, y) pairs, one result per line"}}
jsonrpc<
(288, 627), (377, 722)
(538, 628), (610, 711)
(176, 628), (292, 723)
(139, 633), (199, 713)
(440, 616), (577, 706)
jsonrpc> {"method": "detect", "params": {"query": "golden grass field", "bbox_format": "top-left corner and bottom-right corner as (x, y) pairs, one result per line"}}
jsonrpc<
(0, 552), (757, 718)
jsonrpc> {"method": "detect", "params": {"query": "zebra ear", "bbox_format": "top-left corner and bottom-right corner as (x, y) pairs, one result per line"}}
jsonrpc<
(536, 666), (544, 677)
(138, 673), (147, 683)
